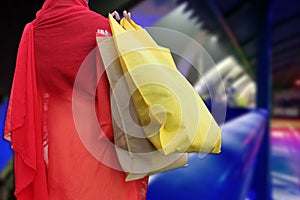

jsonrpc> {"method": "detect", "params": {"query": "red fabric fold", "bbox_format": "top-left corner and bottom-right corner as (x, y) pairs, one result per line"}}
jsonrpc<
(4, 22), (48, 199)
(5, 0), (148, 199)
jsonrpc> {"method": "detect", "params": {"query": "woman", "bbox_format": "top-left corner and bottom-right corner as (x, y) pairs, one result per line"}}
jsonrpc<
(4, 0), (148, 199)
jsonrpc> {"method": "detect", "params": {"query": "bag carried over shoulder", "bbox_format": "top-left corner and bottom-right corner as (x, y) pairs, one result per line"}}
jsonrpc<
(96, 15), (221, 180)
(96, 28), (187, 182)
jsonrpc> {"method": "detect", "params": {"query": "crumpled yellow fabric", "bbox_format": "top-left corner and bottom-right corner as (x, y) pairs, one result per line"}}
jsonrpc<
(108, 14), (221, 155)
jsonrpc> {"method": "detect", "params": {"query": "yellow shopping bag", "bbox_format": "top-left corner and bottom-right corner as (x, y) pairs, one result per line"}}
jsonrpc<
(96, 33), (188, 181)
(108, 14), (221, 155)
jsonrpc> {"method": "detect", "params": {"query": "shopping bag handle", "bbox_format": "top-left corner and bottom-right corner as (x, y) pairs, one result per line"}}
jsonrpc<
(108, 14), (143, 35)
(120, 18), (142, 30)
(108, 14), (126, 35)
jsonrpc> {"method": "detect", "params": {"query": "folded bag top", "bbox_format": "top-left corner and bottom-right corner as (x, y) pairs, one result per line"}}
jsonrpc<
(107, 14), (221, 155)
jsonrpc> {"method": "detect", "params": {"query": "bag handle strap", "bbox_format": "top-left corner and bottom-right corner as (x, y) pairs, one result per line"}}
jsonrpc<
(108, 14), (126, 35)
(108, 14), (143, 35)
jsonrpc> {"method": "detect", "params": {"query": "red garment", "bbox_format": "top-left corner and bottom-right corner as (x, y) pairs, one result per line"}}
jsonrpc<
(4, 0), (148, 199)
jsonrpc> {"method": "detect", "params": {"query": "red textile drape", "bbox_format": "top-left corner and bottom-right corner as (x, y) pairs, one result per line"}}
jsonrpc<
(4, 0), (148, 199)
(5, 21), (48, 200)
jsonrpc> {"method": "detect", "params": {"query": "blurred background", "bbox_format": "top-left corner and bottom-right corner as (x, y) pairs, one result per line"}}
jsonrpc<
(1, 0), (299, 199)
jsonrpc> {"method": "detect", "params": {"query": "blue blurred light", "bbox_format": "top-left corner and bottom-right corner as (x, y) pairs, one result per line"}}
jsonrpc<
(0, 98), (13, 171)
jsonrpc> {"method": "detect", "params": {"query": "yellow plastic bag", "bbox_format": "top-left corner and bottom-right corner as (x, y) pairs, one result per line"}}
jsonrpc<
(109, 15), (221, 155)
(96, 33), (188, 181)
